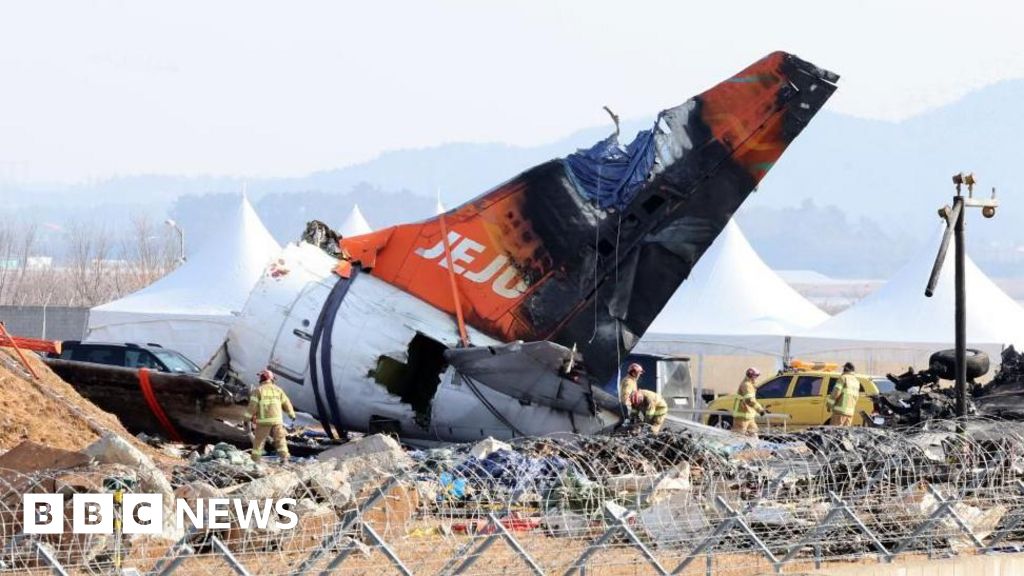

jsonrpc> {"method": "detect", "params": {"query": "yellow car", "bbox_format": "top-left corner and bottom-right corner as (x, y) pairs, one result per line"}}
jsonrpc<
(703, 362), (886, 430)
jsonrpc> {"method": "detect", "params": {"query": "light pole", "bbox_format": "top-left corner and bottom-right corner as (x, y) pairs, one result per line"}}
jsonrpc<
(924, 172), (998, 418)
(165, 219), (186, 263)
(41, 287), (54, 340)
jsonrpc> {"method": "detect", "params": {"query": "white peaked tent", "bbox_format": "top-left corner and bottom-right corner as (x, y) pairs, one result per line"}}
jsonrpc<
(339, 204), (373, 237)
(86, 196), (282, 364)
(793, 225), (1024, 366)
(645, 219), (829, 337)
(637, 220), (828, 392)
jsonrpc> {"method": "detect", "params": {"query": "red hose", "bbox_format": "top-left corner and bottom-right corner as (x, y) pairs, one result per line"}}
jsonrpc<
(137, 368), (184, 443)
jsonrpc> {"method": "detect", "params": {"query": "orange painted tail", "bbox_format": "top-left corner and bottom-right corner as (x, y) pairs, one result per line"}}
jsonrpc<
(343, 52), (838, 381)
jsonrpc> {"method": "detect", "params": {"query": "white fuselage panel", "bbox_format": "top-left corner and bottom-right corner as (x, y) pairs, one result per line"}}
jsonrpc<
(228, 242), (616, 442)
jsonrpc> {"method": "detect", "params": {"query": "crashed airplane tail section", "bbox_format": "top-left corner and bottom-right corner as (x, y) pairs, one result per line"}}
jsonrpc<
(342, 51), (838, 381)
(223, 51), (837, 442)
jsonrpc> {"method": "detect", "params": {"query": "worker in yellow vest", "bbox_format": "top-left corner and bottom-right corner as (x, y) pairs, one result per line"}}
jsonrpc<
(732, 367), (766, 437)
(619, 363), (644, 415)
(827, 362), (860, 426)
(628, 389), (669, 433)
(245, 368), (297, 463)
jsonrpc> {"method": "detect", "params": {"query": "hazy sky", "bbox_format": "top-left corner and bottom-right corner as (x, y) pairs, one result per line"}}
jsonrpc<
(1, 0), (1022, 184)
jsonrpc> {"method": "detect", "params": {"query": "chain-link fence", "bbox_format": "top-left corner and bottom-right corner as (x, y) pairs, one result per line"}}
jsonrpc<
(4, 420), (1024, 575)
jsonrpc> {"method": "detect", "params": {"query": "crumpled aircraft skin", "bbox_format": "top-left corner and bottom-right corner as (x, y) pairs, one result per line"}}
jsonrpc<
(343, 51), (838, 383)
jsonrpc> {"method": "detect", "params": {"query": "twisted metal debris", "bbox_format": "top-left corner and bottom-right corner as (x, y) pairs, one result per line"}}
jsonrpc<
(4, 421), (1024, 574)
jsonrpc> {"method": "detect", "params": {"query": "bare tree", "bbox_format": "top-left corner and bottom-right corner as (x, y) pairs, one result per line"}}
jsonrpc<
(0, 222), (15, 304)
(10, 223), (37, 305)
(0, 221), (39, 306)
(67, 222), (115, 307)
(0, 216), (184, 308)
(16, 266), (60, 307)
(117, 214), (179, 295)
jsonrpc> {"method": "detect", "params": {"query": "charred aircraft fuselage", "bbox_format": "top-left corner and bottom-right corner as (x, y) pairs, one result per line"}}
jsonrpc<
(226, 52), (839, 443)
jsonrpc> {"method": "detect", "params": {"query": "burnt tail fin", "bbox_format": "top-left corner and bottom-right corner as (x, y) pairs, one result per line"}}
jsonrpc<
(342, 52), (838, 381)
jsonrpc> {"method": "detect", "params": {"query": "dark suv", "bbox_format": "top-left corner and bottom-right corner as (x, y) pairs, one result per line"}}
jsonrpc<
(51, 341), (201, 374)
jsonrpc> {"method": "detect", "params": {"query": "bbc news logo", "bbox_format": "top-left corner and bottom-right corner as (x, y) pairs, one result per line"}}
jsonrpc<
(24, 494), (298, 534)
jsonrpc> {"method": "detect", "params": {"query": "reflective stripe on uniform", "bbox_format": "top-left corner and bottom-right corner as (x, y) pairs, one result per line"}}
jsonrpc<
(835, 375), (860, 416)
(732, 380), (758, 420)
(258, 388), (282, 422)
(251, 384), (292, 425)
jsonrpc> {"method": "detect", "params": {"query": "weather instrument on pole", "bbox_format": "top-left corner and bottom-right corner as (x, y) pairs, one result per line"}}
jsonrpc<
(924, 172), (999, 418)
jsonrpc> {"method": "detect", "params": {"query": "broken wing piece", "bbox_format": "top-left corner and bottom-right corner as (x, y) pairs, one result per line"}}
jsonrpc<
(444, 341), (621, 416)
(343, 52), (838, 382)
(43, 359), (248, 442)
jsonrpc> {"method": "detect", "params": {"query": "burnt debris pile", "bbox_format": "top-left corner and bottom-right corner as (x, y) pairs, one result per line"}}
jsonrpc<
(4, 426), (1024, 574)
(876, 347), (1024, 426)
(975, 346), (1024, 419)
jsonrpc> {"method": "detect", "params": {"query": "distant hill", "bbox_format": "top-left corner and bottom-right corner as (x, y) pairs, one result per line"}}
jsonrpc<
(745, 79), (1023, 248)
(4, 79), (1023, 276)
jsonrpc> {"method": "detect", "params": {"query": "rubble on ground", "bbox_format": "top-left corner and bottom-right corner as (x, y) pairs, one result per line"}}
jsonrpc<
(0, 404), (1022, 569)
(318, 433), (412, 492)
(0, 432), (407, 569)
(175, 442), (260, 487)
(403, 426), (1024, 552)
(0, 440), (90, 473)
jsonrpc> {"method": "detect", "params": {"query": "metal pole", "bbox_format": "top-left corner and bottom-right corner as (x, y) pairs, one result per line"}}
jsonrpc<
(954, 195), (967, 417)
(34, 542), (69, 576)
(165, 219), (186, 263)
(928, 174), (997, 418)
(925, 202), (959, 297)
(41, 287), (54, 339)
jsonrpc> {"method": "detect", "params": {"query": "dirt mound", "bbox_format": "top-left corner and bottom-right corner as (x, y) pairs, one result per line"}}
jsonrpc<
(0, 348), (169, 461)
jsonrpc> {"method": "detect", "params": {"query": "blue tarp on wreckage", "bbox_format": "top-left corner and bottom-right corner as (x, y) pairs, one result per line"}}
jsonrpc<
(564, 123), (658, 211)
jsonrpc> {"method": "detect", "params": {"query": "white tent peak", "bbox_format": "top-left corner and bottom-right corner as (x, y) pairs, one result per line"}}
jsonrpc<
(86, 194), (282, 362)
(648, 219), (828, 336)
(106, 194), (281, 315)
(798, 224), (1024, 346)
(339, 204), (373, 237)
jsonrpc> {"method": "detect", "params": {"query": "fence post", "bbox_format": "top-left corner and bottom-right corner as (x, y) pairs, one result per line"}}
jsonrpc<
(983, 480), (1024, 550)
(451, 513), (544, 576)
(892, 486), (982, 555)
(34, 542), (69, 576)
(362, 524), (414, 576)
(210, 535), (252, 576)
(293, 475), (399, 575)
(563, 503), (669, 576)
(149, 526), (197, 576)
